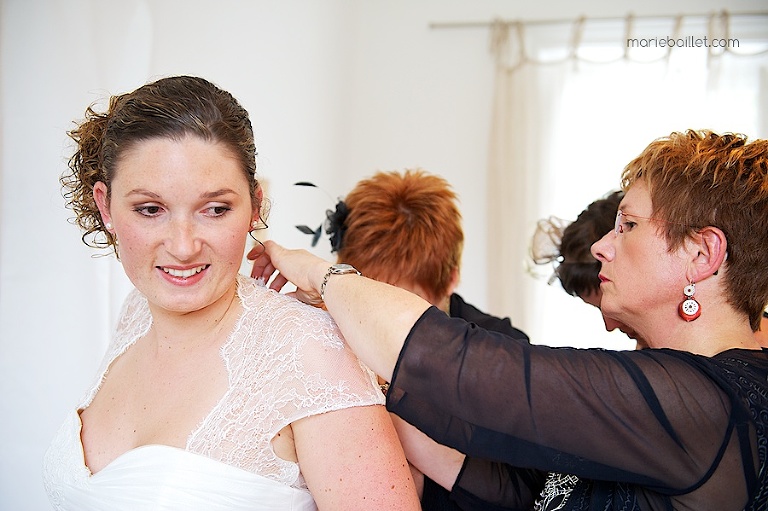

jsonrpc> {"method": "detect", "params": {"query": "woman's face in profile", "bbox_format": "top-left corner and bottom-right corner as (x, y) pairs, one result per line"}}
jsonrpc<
(95, 135), (255, 314)
(591, 179), (687, 350)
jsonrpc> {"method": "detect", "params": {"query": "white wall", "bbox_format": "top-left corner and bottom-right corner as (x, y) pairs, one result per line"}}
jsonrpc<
(1, 0), (764, 508)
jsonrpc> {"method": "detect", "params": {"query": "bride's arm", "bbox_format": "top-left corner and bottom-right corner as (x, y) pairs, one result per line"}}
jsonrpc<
(292, 404), (420, 510)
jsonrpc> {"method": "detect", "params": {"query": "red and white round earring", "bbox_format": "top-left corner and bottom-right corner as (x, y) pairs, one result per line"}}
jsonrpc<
(678, 282), (701, 321)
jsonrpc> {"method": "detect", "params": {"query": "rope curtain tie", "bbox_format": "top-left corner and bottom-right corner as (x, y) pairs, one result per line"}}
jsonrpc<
(434, 10), (768, 72)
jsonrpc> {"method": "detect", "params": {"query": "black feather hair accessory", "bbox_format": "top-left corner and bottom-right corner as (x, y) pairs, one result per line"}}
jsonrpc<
(294, 182), (348, 253)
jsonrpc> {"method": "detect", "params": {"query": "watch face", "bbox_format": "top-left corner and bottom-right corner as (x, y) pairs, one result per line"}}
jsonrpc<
(332, 263), (356, 273)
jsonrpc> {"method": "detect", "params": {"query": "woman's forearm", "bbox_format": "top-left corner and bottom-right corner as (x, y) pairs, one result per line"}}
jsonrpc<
(390, 414), (465, 491)
(322, 274), (429, 381)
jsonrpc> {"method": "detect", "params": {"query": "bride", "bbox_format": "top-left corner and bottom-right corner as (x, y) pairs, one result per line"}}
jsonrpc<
(43, 75), (419, 511)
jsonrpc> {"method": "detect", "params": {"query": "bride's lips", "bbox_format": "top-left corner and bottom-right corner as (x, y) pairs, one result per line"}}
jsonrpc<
(160, 264), (209, 278)
(157, 264), (210, 284)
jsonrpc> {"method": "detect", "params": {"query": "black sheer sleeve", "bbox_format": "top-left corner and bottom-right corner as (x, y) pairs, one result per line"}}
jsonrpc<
(387, 307), (767, 509)
(451, 457), (546, 510)
(412, 295), (538, 510)
(418, 458), (545, 511)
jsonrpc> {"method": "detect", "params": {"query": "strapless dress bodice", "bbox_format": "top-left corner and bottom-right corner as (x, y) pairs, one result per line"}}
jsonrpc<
(43, 410), (317, 511)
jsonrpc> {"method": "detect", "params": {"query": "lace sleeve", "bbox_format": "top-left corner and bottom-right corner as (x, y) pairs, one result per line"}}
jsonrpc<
(266, 295), (385, 425)
(189, 277), (383, 485)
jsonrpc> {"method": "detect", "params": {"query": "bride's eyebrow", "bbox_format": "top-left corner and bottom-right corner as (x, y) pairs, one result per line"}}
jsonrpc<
(121, 189), (241, 201)
(125, 189), (160, 198)
(200, 188), (238, 199)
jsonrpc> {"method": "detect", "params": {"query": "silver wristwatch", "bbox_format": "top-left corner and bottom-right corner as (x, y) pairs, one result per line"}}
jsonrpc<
(320, 263), (361, 300)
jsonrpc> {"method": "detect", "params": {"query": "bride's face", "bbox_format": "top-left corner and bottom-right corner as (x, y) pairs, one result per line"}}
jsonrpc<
(94, 135), (256, 315)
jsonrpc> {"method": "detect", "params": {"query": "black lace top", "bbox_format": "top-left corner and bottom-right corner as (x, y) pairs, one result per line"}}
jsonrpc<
(387, 307), (768, 510)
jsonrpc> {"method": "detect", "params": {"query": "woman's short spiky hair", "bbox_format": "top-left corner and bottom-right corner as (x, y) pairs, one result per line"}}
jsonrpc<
(622, 129), (768, 331)
(337, 169), (464, 302)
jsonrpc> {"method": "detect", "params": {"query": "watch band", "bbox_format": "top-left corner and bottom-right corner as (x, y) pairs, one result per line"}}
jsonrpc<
(320, 263), (361, 301)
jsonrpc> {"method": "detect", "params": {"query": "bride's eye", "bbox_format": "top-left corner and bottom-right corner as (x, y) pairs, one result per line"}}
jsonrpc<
(134, 205), (163, 217)
(205, 205), (232, 217)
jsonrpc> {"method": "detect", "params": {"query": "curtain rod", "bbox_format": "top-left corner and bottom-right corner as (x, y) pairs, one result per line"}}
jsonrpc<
(429, 11), (768, 29)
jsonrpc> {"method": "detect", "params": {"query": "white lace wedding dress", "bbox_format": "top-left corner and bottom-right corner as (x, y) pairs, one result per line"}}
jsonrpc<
(43, 275), (384, 510)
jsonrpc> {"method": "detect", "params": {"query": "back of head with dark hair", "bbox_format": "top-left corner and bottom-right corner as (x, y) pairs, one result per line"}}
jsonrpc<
(556, 191), (623, 297)
(531, 191), (623, 297)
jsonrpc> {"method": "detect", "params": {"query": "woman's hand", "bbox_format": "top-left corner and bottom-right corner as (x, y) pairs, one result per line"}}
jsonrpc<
(248, 240), (330, 308)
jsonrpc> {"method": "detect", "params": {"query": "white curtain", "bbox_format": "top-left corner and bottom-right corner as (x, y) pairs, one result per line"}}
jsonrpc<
(486, 12), (768, 349)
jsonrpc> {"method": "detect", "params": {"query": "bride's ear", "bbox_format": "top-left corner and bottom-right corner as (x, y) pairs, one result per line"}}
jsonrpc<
(93, 182), (113, 229)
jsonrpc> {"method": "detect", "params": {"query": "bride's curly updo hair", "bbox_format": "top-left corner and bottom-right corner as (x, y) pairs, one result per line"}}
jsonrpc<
(61, 75), (261, 256)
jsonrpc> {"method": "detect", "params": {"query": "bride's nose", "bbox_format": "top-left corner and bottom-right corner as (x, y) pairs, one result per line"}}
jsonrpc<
(165, 217), (202, 260)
